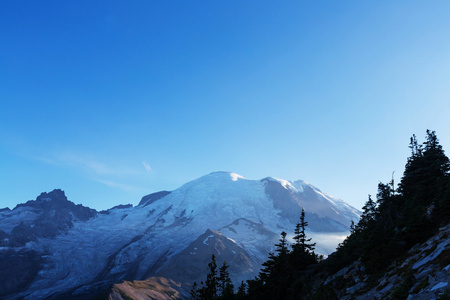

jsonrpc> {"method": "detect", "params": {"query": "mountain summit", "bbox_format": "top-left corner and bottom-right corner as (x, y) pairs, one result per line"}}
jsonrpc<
(0, 172), (360, 299)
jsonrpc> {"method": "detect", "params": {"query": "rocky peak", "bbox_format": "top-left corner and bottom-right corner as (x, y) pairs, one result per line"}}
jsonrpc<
(36, 189), (67, 202)
(150, 228), (257, 295)
(15, 189), (70, 210)
(1, 190), (97, 247)
(139, 190), (171, 207)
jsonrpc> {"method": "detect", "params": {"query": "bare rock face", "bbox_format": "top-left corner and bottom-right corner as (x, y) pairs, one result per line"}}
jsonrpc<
(139, 191), (171, 207)
(108, 277), (184, 300)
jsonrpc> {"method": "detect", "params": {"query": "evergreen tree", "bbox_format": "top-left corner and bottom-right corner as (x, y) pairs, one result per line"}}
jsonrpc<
(439, 178), (450, 222)
(330, 130), (450, 274)
(421, 130), (450, 213)
(204, 254), (218, 299)
(217, 261), (234, 299)
(275, 231), (289, 256)
(356, 195), (377, 232)
(399, 130), (450, 242)
(376, 182), (402, 231)
(191, 256), (238, 300)
(248, 210), (319, 299)
(236, 281), (246, 299)
(190, 282), (200, 300)
(247, 231), (293, 299)
(293, 208), (316, 254)
(257, 232), (290, 285)
(400, 130), (449, 203)
(349, 220), (356, 234)
(408, 134), (422, 158)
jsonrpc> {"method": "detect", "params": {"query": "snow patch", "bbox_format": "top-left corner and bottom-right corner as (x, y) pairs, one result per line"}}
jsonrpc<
(265, 177), (299, 192)
(203, 235), (214, 245)
(230, 173), (245, 181)
(226, 237), (237, 244)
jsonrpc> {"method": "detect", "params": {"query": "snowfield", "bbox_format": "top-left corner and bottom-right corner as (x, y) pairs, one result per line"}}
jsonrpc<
(0, 171), (360, 299)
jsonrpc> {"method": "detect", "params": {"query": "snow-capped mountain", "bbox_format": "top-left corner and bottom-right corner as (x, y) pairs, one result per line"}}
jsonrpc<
(0, 172), (360, 299)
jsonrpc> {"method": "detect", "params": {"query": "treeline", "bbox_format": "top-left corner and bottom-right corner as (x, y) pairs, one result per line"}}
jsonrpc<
(190, 209), (321, 299)
(191, 130), (450, 299)
(326, 130), (450, 274)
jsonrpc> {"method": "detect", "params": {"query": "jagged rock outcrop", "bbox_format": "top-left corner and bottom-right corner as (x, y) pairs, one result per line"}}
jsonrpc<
(108, 277), (185, 300)
(1, 189), (97, 247)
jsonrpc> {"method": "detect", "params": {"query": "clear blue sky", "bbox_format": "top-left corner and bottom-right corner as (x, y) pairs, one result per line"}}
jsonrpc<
(2, 1), (450, 211)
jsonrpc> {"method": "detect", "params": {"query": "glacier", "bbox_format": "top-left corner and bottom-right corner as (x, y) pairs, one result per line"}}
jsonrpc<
(0, 171), (360, 299)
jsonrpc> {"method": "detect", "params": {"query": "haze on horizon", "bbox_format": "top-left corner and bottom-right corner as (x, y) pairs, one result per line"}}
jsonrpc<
(1, 1), (450, 211)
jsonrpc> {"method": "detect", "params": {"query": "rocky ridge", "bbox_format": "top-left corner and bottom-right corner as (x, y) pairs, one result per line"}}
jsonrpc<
(315, 224), (450, 299)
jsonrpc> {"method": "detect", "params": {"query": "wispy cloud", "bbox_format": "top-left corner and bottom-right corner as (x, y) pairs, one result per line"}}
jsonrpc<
(142, 161), (152, 173)
(35, 151), (151, 193)
(95, 179), (142, 192)
(39, 151), (141, 176)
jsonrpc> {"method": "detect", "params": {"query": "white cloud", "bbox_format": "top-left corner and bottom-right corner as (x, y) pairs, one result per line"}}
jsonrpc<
(142, 161), (152, 173)
(95, 179), (141, 192)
